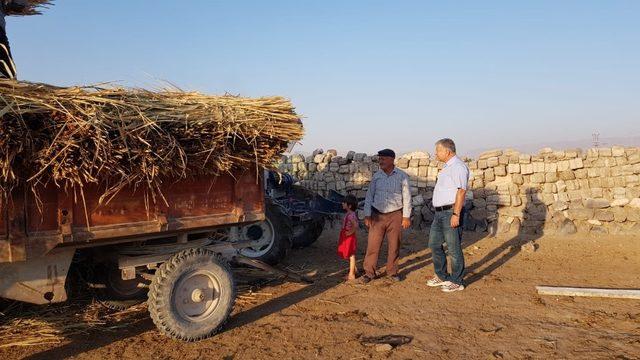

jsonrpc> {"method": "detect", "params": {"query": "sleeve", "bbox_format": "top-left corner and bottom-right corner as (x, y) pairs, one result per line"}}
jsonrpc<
(364, 175), (376, 217)
(345, 213), (357, 231)
(453, 165), (470, 190)
(401, 172), (412, 218)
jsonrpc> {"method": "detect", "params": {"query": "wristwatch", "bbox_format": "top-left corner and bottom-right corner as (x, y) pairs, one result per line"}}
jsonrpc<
(452, 212), (459, 217)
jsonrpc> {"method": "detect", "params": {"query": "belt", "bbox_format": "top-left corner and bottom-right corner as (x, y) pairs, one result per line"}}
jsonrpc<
(434, 204), (453, 212)
(372, 207), (401, 215)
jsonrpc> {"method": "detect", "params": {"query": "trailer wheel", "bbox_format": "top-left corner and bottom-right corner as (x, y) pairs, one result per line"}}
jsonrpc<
(238, 204), (291, 265)
(95, 266), (147, 310)
(148, 248), (235, 341)
(291, 217), (326, 248)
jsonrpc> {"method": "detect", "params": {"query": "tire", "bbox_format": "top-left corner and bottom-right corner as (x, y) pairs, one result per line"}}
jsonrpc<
(148, 248), (235, 341)
(100, 299), (146, 311)
(291, 217), (325, 248)
(237, 204), (291, 265)
(95, 265), (147, 310)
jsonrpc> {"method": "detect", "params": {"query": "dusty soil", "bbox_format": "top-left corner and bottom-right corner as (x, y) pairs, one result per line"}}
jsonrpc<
(2, 225), (639, 360)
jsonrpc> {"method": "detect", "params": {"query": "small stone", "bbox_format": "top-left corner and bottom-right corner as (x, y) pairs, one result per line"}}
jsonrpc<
(590, 225), (609, 235)
(557, 219), (577, 235)
(521, 241), (537, 253)
(567, 208), (594, 220)
(519, 154), (532, 164)
(553, 201), (569, 211)
(414, 151), (431, 159)
(559, 170), (576, 181)
(412, 195), (425, 206)
(629, 198), (640, 208)
(611, 198), (629, 207)
(569, 158), (584, 170)
(421, 207), (434, 222)
(479, 149), (503, 159)
(557, 160), (570, 172)
(512, 174), (524, 185)
(470, 208), (489, 220)
(588, 219), (602, 226)
(346, 151), (356, 160)
(595, 210), (614, 222)
(583, 198), (610, 209)
(533, 162), (546, 173)
(612, 146), (625, 157)
(507, 163), (520, 174)
(530, 173), (545, 183)
(545, 172), (558, 183)
(598, 148), (612, 157)
(375, 344), (393, 352)
(612, 207), (627, 222)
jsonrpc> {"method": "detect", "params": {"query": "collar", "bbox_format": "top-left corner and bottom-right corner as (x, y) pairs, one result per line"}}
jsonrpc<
(444, 156), (458, 167)
(379, 167), (397, 176)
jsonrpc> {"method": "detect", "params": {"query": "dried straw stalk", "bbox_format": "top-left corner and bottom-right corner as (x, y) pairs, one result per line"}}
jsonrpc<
(4, 1), (53, 16)
(0, 80), (303, 209)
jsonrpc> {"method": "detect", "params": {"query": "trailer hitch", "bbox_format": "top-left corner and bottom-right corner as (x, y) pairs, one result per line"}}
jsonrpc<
(232, 255), (314, 284)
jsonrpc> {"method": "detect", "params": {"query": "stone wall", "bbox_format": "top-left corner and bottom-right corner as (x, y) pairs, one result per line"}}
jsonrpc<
(277, 147), (640, 236)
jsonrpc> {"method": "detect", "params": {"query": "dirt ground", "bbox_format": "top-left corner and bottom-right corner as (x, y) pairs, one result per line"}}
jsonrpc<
(2, 224), (639, 360)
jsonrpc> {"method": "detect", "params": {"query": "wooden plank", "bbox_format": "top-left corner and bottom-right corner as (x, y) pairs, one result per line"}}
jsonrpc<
(536, 286), (640, 299)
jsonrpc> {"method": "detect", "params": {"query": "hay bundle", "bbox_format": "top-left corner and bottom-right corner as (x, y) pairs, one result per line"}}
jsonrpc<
(0, 300), (148, 348)
(4, 0), (53, 16)
(0, 80), (303, 206)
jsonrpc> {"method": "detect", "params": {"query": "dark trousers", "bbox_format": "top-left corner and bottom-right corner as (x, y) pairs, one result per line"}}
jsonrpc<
(363, 209), (402, 277)
(429, 209), (465, 285)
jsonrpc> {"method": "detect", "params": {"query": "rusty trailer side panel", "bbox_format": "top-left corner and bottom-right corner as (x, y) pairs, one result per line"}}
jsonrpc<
(0, 169), (264, 263)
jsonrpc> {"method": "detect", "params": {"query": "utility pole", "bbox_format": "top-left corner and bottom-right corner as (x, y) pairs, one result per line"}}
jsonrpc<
(592, 133), (600, 148)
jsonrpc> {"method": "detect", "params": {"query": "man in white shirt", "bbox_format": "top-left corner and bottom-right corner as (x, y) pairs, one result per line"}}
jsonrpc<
(426, 138), (469, 292)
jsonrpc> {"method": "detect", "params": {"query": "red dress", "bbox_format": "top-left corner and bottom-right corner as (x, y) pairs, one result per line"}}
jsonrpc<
(337, 212), (357, 259)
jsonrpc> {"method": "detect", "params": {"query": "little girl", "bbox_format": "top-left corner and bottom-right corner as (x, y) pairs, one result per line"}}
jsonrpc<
(337, 195), (359, 281)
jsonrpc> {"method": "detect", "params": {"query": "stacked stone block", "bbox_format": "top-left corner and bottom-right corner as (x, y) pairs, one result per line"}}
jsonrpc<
(277, 146), (640, 236)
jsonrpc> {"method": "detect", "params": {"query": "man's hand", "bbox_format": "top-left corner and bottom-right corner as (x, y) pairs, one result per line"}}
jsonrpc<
(364, 216), (372, 228)
(402, 217), (411, 230)
(450, 214), (460, 228)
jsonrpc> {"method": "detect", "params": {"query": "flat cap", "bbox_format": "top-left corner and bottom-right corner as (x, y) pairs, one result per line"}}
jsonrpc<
(377, 148), (396, 158)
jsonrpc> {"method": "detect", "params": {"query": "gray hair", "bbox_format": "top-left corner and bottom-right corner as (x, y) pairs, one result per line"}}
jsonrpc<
(436, 138), (456, 153)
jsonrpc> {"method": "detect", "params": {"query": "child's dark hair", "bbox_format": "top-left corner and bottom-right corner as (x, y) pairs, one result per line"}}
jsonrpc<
(343, 194), (358, 211)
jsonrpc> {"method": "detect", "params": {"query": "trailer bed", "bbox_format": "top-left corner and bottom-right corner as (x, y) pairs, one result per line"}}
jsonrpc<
(0, 169), (264, 263)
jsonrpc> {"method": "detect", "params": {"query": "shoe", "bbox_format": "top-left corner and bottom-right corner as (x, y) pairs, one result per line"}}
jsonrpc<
(426, 275), (451, 287)
(389, 275), (401, 282)
(358, 275), (373, 284)
(441, 283), (465, 292)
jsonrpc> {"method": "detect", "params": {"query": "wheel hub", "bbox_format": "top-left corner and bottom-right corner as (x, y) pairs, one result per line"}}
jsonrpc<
(191, 288), (205, 302)
(173, 270), (221, 321)
(239, 218), (276, 258)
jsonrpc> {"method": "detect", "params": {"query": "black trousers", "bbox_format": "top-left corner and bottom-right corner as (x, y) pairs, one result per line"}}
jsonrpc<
(0, 27), (16, 79)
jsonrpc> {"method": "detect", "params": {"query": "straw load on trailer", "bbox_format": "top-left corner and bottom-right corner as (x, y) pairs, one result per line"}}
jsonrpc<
(0, 80), (304, 208)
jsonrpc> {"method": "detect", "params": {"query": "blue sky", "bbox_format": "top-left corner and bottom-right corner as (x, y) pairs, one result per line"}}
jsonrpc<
(8, 0), (640, 155)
